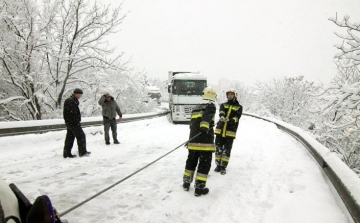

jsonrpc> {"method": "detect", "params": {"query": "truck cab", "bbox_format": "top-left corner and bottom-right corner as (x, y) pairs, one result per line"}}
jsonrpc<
(168, 71), (207, 123)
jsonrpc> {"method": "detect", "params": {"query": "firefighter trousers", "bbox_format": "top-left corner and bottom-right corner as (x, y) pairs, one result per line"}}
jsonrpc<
(215, 136), (234, 168)
(184, 150), (212, 184)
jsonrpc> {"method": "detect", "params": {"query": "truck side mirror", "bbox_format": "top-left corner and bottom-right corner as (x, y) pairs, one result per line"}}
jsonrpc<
(167, 85), (171, 93)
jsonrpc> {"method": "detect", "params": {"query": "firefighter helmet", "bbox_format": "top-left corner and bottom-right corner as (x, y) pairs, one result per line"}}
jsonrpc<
(202, 87), (217, 101)
(226, 89), (237, 98)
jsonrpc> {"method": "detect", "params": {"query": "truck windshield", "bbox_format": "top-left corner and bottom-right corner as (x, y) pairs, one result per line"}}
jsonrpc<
(173, 80), (207, 95)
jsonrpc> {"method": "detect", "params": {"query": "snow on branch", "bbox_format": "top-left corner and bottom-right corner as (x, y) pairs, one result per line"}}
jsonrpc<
(0, 96), (26, 105)
(330, 14), (360, 66)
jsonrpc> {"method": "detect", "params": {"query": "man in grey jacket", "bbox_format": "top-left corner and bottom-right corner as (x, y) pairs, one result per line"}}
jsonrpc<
(98, 91), (123, 145)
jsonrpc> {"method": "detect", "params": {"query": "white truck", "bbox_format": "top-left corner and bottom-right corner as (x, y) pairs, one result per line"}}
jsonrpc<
(144, 86), (161, 105)
(167, 71), (207, 123)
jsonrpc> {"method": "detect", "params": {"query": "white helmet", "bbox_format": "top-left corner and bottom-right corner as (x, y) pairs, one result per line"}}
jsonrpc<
(202, 86), (217, 101)
(226, 89), (237, 98)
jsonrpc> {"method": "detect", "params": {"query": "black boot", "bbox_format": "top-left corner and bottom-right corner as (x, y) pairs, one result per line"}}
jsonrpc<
(79, 151), (91, 157)
(220, 166), (226, 175)
(64, 154), (76, 158)
(183, 183), (190, 191)
(194, 181), (209, 197)
(63, 151), (76, 158)
(183, 175), (192, 191)
(195, 187), (209, 197)
(214, 165), (220, 172)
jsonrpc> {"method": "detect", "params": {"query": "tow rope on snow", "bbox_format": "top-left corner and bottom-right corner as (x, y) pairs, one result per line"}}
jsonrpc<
(59, 132), (201, 217)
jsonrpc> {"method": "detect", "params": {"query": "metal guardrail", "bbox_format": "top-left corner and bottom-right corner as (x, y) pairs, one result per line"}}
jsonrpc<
(244, 112), (360, 223)
(0, 110), (170, 137)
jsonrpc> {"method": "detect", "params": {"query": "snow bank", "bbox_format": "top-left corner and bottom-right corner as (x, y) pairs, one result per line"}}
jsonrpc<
(243, 112), (360, 223)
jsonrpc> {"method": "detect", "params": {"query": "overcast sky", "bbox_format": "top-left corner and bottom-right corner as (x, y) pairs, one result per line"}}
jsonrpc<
(104, 0), (360, 86)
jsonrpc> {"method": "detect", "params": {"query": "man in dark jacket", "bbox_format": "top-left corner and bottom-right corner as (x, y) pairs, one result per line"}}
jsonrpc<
(98, 91), (123, 145)
(183, 86), (217, 197)
(214, 89), (243, 174)
(63, 88), (91, 158)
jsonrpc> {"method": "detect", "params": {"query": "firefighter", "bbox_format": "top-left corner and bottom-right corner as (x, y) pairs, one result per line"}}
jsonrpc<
(182, 86), (217, 197)
(214, 89), (243, 175)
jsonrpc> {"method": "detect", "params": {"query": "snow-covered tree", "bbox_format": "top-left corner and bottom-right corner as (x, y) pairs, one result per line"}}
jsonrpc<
(42, 0), (127, 110)
(251, 76), (318, 128)
(0, 0), (130, 120)
(311, 15), (360, 175)
(314, 60), (360, 174)
(0, 0), (50, 120)
(329, 14), (360, 66)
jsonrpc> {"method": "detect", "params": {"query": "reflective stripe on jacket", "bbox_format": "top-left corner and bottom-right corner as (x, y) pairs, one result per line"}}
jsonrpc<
(187, 102), (216, 152)
(215, 100), (243, 138)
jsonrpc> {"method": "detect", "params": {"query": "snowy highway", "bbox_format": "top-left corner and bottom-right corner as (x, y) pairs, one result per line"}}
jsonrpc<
(0, 115), (349, 223)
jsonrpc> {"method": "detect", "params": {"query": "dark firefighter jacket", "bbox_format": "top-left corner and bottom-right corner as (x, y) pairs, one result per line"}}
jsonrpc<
(98, 95), (122, 119)
(63, 94), (81, 125)
(187, 102), (216, 151)
(215, 99), (243, 138)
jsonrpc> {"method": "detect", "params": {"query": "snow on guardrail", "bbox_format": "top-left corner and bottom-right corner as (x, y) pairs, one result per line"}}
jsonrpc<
(0, 110), (170, 137)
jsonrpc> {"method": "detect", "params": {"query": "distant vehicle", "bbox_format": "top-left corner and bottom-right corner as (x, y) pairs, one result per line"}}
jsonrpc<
(144, 86), (161, 105)
(167, 71), (207, 123)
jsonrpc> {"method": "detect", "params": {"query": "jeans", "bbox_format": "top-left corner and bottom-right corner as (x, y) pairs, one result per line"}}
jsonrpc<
(103, 117), (118, 143)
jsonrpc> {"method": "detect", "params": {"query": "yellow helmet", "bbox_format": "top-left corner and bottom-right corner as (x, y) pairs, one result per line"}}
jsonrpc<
(202, 86), (217, 101)
(226, 89), (237, 98)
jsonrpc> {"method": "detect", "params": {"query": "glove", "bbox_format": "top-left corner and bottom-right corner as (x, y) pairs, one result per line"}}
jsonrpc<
(200, 127), (208, 134)
(219, 116), (229, 122)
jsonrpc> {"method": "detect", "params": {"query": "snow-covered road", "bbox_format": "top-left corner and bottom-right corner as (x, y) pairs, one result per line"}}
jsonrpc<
(0, 115), (349, 223)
